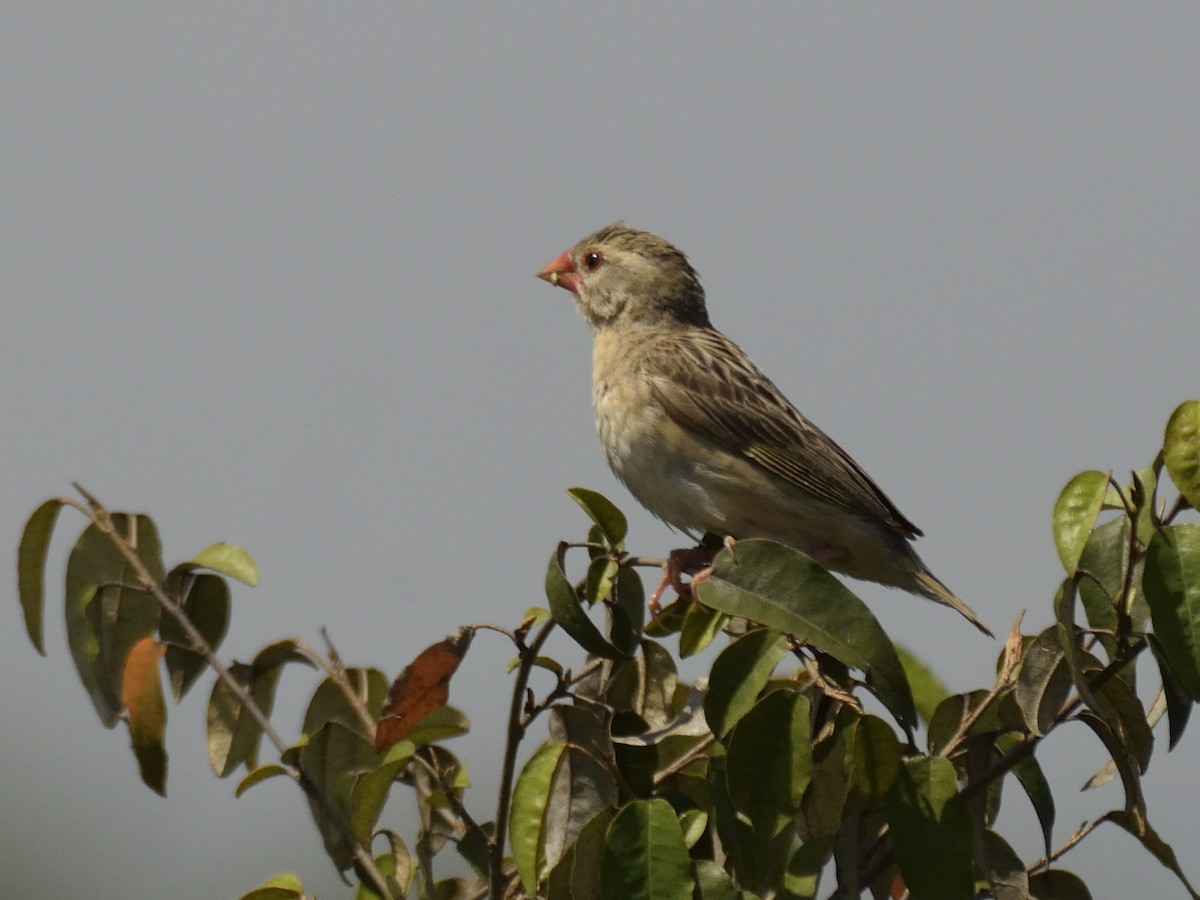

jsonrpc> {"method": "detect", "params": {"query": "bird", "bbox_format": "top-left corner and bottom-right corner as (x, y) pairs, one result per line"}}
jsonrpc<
(537, 222), (992, 637)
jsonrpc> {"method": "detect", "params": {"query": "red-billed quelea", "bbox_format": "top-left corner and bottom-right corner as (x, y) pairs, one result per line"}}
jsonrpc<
(538, 222), (992, 637)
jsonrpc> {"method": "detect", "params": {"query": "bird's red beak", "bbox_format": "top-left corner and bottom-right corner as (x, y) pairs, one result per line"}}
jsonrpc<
(537, 250), (582, 296)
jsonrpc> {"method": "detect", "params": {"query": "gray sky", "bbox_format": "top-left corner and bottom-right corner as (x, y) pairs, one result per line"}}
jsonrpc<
(4, 5), (1198, 897)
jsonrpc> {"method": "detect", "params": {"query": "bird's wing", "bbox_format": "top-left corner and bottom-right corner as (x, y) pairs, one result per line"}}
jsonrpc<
(642, 328), (922, 539)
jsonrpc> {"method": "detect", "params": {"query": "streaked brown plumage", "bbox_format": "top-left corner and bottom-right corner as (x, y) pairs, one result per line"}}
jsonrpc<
(538, 222), (992, 636)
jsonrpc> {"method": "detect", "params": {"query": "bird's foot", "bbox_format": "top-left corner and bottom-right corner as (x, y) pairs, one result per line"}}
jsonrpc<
(647, 537), (737, 615)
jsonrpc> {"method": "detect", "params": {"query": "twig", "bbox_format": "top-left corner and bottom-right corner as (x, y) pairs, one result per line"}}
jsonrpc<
(1027, 819), (1099, 874)
(490, 617), (556, 897)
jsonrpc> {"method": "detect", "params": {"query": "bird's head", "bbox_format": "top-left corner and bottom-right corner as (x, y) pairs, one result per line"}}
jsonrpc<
(537, 223), (711, 331)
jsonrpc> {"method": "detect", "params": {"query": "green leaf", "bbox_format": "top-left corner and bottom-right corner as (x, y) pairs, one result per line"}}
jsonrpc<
(568, 487), (628, 548)
(161, 570), (231, 701)
(358, 831), (412, 899)
(303, 668), (388, 742)
(403, 704), (470, 746)
(727, 691), (812, 838)
(1028, 869), (1093, 899)
(927, 689), (1000, 755)
(997, 732), (1055, 857)
(703, 628), (787, 739)
(1164, 400), (1200, 509)
(1074, 517), (1129, 637)
(693, 859), (740, 900)
(301, 721), (378, 872)
(895, 643), (950, 724)
(1091, 675), (1154, 774)
(190, 541), (260, 586)
(1100, 808), (1200, 900)
(978, 829), (1029, 900)
(64, 514), (165, 727)
(235, 763), (289, 797)
(679, 810), (707, 849)
(1144, 524), (1200, 700)
(784, 836), (830, 900)
(546, 546), (627, 660)
(697, 540), (916, 728)
(600, 799), (694, 900)
(547, 808), (612, 900)
(239, 872), (305, 900)
(854, 715), (902, 802)
(350, 749), (411, 847)
(1015, 628), (1073, 736)
(511, 741), (567, 895)
(17, 498), (64, 655)
(544, 706), (620, 871)
(887, 757), (973, 900)
(1149, 635), (1193, 749)
(1076, 712), (1144, 815)
(1053, 471), (1109, 574)
(207, 643), (311, 778)
(678, 601), (729, 658)
(586, 557), (619, 605)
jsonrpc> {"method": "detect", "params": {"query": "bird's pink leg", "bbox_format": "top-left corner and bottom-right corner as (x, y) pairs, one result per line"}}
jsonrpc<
(647, 538), (736, 615)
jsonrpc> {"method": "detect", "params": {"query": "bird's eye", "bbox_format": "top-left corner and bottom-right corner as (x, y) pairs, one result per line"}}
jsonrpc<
(583, 250), (603, 271)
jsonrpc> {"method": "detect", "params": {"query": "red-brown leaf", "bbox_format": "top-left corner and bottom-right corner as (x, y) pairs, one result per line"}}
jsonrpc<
(122, 636), (168, 794)
(375, 628), (473, 752)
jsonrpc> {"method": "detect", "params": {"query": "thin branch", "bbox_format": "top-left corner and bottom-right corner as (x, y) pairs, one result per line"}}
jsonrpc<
(490, 617), (556, 897)
(1027, 819), (1099, 875)
(72, 484), (395, 900)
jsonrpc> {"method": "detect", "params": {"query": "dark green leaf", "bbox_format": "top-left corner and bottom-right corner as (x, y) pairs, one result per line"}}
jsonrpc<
(599, 799), (693, 900)
(302, 720), (379, 871)
(612, 566), (645, 653)
(978, 829), (1029, 900)
(854, 715), (902, 802)
(1053, 471), (1109, 574)
(1149, 635), (1193, 749)
(1028, 868), (1093, 899)
(65, 514), (165, 726)
(1091, 675), (1153, 774)
(161, 570), (230, 701)
(997, 732), (1055, 857)
(17, 498), (63, 655)
(1144, 525), (1200, 700)
(303, 668), (388, 742)
(1015, 629), (1072, 736)
(887, 757), (973, 900)
(1164, 400), (1200, 509)
(568, 487), (628, 548)
(727, 691), (812, 838)
(1076, 711), (1144, 815)
(1074, 517), (1128, 637)
(1100, 808), (1200, 900)
(704, 628), (787, 738)
(697, 540), (915, 728)
(356, 831), (411, 900)
(927, 689), (999, 755)
(544, 706), (620, 871)
(547, 546), (627, 660)
(547, 807), (612, 900)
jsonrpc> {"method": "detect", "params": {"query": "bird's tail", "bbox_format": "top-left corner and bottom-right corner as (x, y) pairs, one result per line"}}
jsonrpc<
(915, 570), (994, 638)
